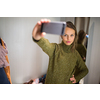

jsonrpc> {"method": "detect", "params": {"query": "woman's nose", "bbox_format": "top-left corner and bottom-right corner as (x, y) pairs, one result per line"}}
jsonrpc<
(67, 36), (69, 40)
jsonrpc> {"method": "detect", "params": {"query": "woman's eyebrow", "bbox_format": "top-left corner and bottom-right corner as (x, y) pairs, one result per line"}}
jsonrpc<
(64, 33), (74, 35)
(71, 33), (75, 35)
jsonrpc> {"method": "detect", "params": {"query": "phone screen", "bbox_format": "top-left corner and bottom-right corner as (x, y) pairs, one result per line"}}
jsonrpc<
(41, 22), (66, 35)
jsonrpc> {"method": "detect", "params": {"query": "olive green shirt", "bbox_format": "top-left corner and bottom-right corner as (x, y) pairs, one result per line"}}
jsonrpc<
(33, 37), (88, 84)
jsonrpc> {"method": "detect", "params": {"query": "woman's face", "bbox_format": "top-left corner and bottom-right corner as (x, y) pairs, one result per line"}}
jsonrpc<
(61, 27), (75, 45)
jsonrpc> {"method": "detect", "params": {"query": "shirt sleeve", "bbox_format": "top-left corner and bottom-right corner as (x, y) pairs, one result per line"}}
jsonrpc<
(32, 37), (56, 57)
(74, 51), (89, 83)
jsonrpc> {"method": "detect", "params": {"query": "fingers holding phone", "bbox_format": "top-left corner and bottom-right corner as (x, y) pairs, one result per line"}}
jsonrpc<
(32, 19), (51, 40)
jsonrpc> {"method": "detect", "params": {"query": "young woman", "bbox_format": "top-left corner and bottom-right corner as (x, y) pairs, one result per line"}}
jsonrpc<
(32, 19), (88, 84)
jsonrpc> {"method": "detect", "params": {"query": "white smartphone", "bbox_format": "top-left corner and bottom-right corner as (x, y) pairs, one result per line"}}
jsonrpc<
(41, 22), (66, 35)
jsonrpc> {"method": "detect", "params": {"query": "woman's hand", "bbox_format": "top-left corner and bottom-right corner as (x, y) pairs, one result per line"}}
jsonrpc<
(32, 19), (51, 40)
(70, 75), (76, 83)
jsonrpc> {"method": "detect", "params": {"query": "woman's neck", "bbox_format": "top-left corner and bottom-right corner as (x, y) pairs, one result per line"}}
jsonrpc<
(61, 41), (72, 53)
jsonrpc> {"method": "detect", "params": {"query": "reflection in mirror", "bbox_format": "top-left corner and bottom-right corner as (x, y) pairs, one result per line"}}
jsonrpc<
(76, 30), (87, 62)
(75, 17), (90, 49)
(74, 17), (90, 83)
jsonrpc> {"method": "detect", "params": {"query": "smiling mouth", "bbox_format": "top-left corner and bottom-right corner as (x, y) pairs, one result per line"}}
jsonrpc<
(66, 41), (71, 43)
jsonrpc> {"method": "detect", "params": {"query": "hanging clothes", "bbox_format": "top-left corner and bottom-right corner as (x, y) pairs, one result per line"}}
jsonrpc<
(0, 38), (12, 84)
(0, 43), (10, 68)
(0, 67), (10, 84)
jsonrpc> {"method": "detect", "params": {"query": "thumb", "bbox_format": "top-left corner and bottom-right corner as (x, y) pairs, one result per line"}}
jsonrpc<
(41, 32), (46, 37)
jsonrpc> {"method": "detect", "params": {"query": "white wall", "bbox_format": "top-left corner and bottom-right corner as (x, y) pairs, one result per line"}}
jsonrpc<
(84, 17), (100, 84)
(0, 17), (61, 84)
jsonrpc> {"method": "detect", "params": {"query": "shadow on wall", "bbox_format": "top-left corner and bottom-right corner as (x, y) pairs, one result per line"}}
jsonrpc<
(34, 45), (43, 77)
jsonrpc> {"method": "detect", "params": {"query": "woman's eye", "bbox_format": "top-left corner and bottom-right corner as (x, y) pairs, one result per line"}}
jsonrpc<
(71, 34), (74, 36)
(64, 34), (67, 37)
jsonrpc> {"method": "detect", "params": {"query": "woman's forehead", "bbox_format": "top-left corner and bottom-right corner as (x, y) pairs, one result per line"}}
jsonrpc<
(64, 27), (75, 34)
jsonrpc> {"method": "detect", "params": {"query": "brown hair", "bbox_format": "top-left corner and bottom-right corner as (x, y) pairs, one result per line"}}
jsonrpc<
(66, 21), (77, 51)
(77, 30), (86, 44)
